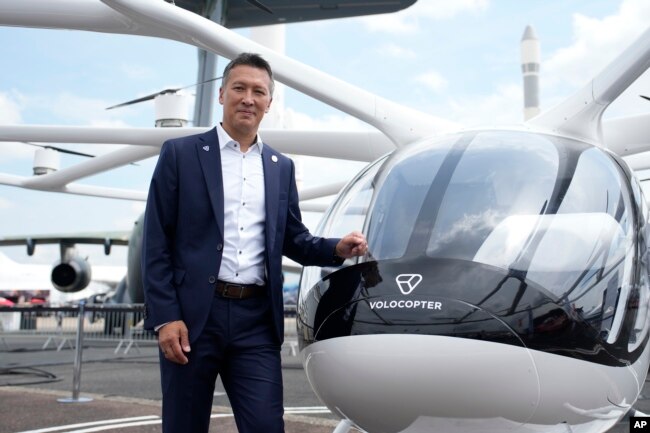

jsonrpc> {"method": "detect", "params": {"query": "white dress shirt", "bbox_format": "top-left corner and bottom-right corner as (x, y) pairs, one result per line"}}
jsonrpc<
(216, 123), (266, 285)
(154, 126), (267, 331)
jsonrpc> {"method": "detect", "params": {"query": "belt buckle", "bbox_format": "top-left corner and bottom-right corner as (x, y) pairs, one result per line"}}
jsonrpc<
(223, 283), (244, 299)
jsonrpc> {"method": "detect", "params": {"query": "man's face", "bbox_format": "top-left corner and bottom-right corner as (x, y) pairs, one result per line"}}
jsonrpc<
(219, 65), (273, 139)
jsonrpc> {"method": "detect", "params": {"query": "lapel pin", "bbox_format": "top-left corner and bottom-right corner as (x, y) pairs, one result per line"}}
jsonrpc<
(202, 145), (210, 151)
(271, 155), (278, 163)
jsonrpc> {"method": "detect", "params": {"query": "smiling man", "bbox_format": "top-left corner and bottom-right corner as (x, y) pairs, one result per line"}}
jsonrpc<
(141, 52), (367, 433)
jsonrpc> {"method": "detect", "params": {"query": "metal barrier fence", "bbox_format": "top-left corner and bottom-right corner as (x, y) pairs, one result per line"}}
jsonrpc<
(0, 303), (156, 354)
(0, 303), (298, 353)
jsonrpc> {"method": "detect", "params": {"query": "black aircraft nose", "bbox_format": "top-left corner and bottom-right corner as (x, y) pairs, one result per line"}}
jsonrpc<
(299, 257), (627, 367)
(314, 289), (527, 348)
(300, 257), (577, 353)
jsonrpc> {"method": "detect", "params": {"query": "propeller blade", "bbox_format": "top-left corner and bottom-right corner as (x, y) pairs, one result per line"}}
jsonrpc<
(23, 141), (96, 158)
(246, 0), (273, 14)
(105, 76), (222, 110)
(106, 89), (179, 110)
(190, 75), (222, 88)
(641, 95), (650, 102)
(22, 142), (139, 166)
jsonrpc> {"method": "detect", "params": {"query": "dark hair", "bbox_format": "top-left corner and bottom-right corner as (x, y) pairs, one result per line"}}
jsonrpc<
(222, 52), (275, 96)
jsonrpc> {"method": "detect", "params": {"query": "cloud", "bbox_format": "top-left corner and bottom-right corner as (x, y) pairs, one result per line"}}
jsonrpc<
(377, 42), (417, 59)
(360, 0), (489, 34)
(0, 92), (32, 162)
(120, 63), (155, 80)
(0, 141), (34, 162)
(444, 0), (650, 128)
(415, 70), (449, 93)
(111, 201), (146, 230)
(446, 83), (523, 127)
(51, 93), (133, 124)
(543, 0), (650, 94)
(14, 90), (175, 127)
(0, 197), (13, 210)
(0, 92), (22, 124)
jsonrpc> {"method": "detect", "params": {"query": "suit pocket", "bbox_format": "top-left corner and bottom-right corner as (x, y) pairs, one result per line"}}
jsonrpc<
(173, 268), (186, 286)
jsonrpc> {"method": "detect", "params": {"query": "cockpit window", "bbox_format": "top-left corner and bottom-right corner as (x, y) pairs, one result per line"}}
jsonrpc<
(365, 138), (452, 260)
(426, 132), (559, 261)
(366, 132), (560, 262)
(362, 131), (636, 341)
(300, 156), (385, 295)
(302, 130), (638, 348)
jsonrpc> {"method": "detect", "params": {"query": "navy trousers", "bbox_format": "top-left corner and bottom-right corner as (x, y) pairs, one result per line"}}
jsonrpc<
(159, 293), (284, 433)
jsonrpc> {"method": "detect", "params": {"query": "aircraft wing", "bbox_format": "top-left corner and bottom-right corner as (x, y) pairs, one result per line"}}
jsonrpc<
(0, 232), (130, 256)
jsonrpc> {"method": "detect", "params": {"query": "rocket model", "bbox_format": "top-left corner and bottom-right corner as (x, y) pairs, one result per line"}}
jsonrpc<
(521, 25), (541, 120)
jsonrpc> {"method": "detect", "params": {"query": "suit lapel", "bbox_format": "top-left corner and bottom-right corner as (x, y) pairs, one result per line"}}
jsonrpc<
(263, 147), (280, 254)
(197, 128), (225, 241)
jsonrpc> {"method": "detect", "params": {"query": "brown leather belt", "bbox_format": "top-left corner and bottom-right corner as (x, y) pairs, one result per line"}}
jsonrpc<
(215, 280), (267, 299)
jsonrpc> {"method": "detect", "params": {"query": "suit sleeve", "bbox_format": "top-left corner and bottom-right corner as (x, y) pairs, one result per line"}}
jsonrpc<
(142, 140), (182, 330)
(282, 159), (344, 267)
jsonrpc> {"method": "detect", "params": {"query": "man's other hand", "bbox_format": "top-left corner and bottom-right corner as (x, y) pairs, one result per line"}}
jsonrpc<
(158, 320), (191, 365)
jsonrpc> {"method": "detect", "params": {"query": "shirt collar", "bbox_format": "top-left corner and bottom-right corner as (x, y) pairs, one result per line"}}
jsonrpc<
(216, 123), (264, 154)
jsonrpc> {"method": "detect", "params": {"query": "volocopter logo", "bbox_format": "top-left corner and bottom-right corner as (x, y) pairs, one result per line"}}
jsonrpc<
(368, 273), (441, 310)
(395, 274), (423, 295)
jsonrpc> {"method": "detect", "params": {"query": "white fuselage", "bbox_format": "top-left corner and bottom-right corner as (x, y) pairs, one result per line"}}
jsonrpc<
(302, 334), (649, 433)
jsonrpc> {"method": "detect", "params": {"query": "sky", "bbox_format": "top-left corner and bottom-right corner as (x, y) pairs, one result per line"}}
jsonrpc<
(1, 0), (650, 268)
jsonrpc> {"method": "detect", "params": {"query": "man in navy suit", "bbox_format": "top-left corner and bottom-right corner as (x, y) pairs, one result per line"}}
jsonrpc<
(142, 52), (367, 433)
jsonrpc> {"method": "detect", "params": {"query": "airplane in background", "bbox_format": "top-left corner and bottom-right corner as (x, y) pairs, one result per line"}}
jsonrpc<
(0, 226), (136, 302)
(0, 250), (126, 306)
(0, 222), (302, 305)
(2, 1), (650, 432)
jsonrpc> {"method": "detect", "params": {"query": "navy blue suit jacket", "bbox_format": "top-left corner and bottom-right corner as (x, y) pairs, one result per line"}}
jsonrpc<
(142, 128), (341, 344)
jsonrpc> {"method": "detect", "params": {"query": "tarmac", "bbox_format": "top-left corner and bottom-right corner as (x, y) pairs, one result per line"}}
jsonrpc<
(0, 335), (649, 433)
(0, 336), (341, 433)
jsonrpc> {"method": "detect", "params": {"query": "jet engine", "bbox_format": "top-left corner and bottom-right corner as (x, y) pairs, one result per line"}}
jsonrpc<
(51, 254), (92, 293)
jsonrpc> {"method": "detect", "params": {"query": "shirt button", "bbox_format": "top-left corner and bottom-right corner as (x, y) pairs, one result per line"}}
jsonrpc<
(240, 227), (244, 231)
(242, 202), (246, 206)
(208, 276), (216, 284)
(217, 243), (223, 251)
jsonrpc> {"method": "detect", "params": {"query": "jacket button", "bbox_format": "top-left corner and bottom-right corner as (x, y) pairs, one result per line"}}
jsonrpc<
(217, 243), (223, 251)
(208, 276), (216, 284)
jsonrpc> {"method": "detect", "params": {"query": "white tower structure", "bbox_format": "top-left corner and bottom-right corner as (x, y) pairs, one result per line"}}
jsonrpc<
(250, 25), (286, 130)
(521, 25), (541, 121)
(249, 25), (303, 189)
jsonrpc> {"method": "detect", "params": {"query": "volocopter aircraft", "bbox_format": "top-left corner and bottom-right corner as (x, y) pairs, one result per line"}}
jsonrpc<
(1, 1), (650, 432)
